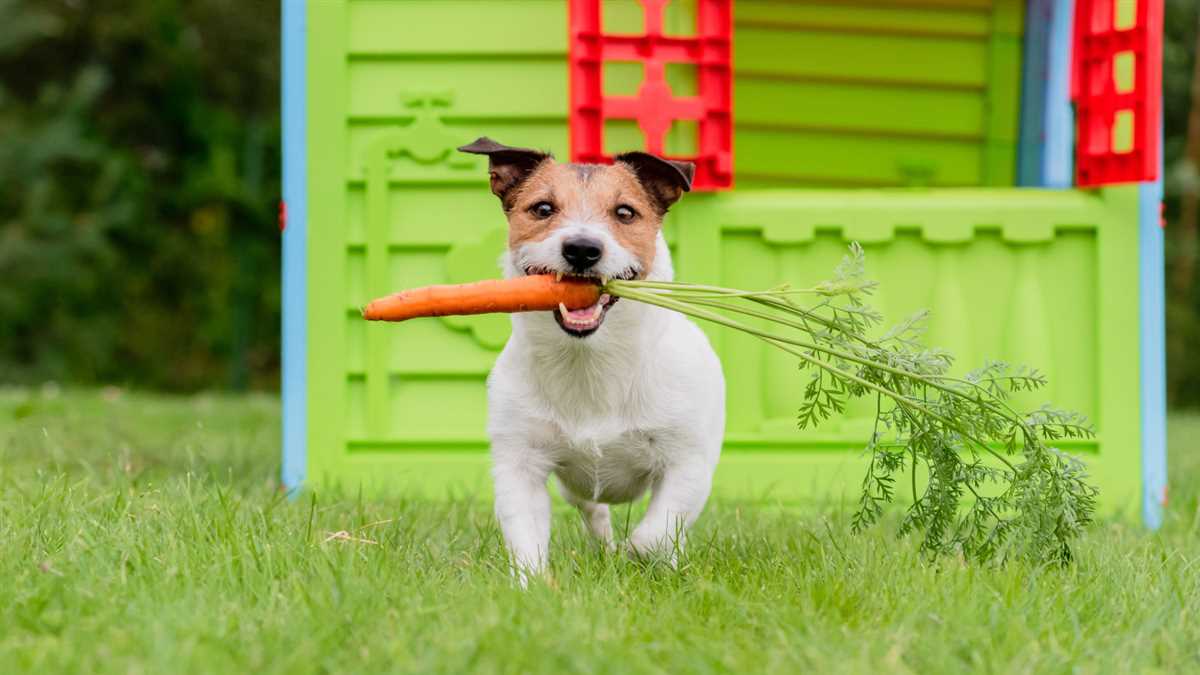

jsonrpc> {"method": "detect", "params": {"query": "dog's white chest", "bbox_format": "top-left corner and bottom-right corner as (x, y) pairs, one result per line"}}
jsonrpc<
(552, 429), (666, 504)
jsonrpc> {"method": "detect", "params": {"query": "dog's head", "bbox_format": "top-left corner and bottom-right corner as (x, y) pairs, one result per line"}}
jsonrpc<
(459, 137), (694, 338)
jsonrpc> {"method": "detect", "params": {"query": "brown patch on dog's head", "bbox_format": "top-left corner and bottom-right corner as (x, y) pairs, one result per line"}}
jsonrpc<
(459, 138), (694, 278)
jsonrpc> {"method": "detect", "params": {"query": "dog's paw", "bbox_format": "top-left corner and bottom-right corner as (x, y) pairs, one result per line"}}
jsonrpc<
(625, 532), (680, 568)
(510, 566), (559, 590)
(507, 557), (552, 589)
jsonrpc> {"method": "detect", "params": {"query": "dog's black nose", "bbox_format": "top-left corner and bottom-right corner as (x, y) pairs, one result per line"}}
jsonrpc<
(562, 237), (603, 272)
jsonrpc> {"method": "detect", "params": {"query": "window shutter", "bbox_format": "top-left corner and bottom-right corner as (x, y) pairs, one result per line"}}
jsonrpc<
(1072, 0), (1163, 185)
(568, 0), (733, 190)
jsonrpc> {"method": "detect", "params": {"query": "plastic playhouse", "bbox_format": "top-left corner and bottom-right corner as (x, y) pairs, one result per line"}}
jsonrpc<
(280, 0), (1168, 526)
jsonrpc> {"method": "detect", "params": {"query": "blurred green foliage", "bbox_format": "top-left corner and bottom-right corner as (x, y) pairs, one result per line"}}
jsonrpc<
(1165, 0), (1200, 407)
(1, 0), (1198, 403)
(0, 0), (280, 390)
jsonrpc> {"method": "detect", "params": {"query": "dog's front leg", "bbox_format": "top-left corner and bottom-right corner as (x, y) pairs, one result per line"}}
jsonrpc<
(491, 450), (553, 582)
(629, 460), (714, 563)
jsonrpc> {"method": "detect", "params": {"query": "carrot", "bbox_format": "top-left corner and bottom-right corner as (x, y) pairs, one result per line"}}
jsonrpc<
(361, 275), (602, 322)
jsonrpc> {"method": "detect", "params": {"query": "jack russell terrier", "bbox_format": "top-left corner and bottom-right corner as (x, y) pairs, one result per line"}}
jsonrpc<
(458, 137), (725, 578)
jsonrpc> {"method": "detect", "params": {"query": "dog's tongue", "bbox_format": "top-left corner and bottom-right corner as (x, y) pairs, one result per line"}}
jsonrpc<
(565, 302), (601, 321)
(560, 293), (610, 323)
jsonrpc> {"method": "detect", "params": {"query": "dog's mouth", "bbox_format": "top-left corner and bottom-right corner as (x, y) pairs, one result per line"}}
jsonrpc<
(524, 267), (635, 338)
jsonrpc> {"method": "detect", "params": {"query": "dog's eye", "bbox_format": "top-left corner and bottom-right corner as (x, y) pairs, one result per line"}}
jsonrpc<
(529, 202), (555, 219)
(614, 205), (637, 223)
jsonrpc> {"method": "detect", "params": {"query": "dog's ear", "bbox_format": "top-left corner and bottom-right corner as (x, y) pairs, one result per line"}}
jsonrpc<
(458, 137), (550, 204)
(615, 151), (694, 213)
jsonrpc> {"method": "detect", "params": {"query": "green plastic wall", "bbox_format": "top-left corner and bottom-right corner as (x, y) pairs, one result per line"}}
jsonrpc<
(304, 0), (1145, 511)
(732, 0), (1025, 187)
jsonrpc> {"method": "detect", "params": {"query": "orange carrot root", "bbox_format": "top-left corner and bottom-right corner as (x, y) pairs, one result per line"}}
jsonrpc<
(361, 275), (603, 322)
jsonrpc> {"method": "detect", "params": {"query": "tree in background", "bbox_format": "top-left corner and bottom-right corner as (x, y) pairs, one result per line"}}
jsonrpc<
(1165, 0), (1200, 406)
(0, 0), (280, 390)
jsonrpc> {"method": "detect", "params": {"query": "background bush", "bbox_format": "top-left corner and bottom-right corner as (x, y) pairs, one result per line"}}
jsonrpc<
(0, 0), (279, 391)
(1, 0), (1199, 403)
(1165, 0), (1200, 406)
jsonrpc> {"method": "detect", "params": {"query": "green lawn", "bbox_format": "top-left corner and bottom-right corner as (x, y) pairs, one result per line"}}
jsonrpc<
(1, 388), (1198, 674)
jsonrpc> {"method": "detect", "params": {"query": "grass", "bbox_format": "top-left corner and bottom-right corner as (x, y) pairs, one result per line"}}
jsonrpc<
(1, 388), (1198, 674)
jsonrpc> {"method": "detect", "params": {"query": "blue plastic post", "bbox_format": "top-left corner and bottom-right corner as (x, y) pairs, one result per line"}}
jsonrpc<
(281, 0), (308, 494)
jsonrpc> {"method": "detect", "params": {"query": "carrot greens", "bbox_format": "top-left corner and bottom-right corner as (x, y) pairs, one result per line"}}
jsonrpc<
(605, 243), (1098, 565)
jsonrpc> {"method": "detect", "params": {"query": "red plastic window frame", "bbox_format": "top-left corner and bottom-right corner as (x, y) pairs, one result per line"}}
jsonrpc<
(1071, 0), (1163, 186)
(568, 0), (733, 191)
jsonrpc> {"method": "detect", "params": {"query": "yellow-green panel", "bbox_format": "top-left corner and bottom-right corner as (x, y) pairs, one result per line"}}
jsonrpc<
(735, 129), (983, 186)
(733, 0), (1024, 186)
(735, 26), (988, 87)
(736, 79), (985, 139)
(736, 2), (992, 37)
(346, 0), (566, 56)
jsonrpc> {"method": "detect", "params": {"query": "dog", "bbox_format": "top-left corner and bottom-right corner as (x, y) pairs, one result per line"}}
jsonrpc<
(458, 137), (725, 578)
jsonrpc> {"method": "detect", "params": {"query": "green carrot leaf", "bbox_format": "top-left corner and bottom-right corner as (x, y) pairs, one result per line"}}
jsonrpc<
(606, 244), (1098, 565)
